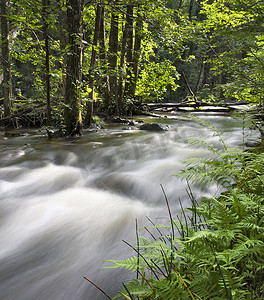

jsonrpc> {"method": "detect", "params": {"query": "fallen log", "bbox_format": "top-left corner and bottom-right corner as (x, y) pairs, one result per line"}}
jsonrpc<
(140, 101), (252, 113)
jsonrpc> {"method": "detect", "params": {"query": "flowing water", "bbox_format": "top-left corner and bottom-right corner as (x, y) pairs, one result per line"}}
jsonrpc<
(0, 114), (254, 299)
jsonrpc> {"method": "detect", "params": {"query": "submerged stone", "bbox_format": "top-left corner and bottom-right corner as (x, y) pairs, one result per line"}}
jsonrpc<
(139, 122), (169, 131)
(246, 139), (261, 147)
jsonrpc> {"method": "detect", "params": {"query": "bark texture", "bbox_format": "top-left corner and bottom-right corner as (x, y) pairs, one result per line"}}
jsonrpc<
(64, 0), (83, 135)
(1, 0), (12, 117)
(117, 4), (133, 114)
(107, 0), (119, 111)
(84, 3), (102, 126)
(42, 0), (51, 127)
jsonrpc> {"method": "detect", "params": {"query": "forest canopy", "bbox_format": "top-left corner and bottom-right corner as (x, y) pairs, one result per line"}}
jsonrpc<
(0, 0), (263, 135)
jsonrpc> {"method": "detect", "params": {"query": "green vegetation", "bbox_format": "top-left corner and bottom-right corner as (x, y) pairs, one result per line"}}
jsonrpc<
(1, 1), (263, 297)
(0, 0), (263, 135)
(106, 135), (264, 299)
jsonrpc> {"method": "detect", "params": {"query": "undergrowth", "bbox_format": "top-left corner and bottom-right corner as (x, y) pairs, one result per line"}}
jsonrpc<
(92, 120), (264, 299)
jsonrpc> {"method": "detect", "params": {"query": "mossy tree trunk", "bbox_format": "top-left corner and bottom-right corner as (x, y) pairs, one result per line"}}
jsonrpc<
(58, 2), (68, 106)
(1, 0), (12, 117)
(64, 0), (83, 136)
(42, 0), (51, 127)
(98, 5), (110, 109)
(84, 2), (102, 127)
(122, 5), (134, 106)
(117, 4), (133, 115)
(130, 13), (143, 99)
(107, 0), (119, 113)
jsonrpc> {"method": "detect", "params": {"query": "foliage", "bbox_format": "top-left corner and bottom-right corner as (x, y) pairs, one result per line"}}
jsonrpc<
(200, 0), (264, 104)
(1, 0), (188, 129)
(136, 59), (180, 102)
(10, 0), (61, 98)
(1, 0), (264, 132)
(106, 137), (264, 299)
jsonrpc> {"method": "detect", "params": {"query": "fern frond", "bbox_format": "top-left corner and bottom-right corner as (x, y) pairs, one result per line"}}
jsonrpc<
(230, 239), (264, 263)
(190, 272), (222, 300)
(187, 115), (228, 150)
(112, 279), (153, 299)
(185, 137), (218, 153)
(105, 256), (144, 273)
(152, 274), (190, 300)
(138, 236), (152, 247)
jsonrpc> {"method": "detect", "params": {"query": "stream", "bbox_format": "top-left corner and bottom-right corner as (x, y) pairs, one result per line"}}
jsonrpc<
(0, 113), (255, 299)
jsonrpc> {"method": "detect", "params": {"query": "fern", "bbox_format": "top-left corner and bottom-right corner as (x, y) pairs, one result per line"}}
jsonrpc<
(106, 132), (264, 299)
(229, 238), (264, 263)
(189, 273), (222, 300)
(184, 137), (218, 154)
(186, 116), (228, 150)
(176, 148), (247, 189)
(105, 256), (145, 273)
(111, 278), (154, 300)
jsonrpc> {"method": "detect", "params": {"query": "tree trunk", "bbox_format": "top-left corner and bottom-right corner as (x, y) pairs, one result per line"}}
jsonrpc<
(42, 0), (51, 128)
(188, 0), (194, 21)
(194, 57), (204, 94)
(177, 0), (183, 10)
(182, 71), (198, 102)
(64, 0), (83, 136)
(117, 4), (133, 114)
(123, 5), (134, 102)
(84, 3), (102, 126)
(130, 13), (143, 98)
(99, 5), (106, 62)
(1, 0), (12, 117)
(107, 0), (119, 113)
(58, 3), (68, 103)
(98, 5), (110, 108)
(203, 61), (210, 87)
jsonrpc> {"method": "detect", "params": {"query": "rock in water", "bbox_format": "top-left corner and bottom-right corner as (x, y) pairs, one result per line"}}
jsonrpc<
(140, 123), (169, 131)
(245, 139), (261, 147)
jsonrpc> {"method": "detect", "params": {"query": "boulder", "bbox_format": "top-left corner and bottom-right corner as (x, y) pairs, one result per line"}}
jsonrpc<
(139, 122), (169, 131)
(245, 139), (261, 148)
(108, 116), (135, 126)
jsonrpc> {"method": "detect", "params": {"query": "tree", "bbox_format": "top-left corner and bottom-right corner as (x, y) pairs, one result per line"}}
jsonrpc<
(42, 0), (51, 127)
(107, 0), (119, 113)
(0, 0), (202, 128)
(63, 0), (83, 135)
(98, 3), (110, 104)
(84, 2), (102, 126)
(117, 4), (134, 114)
(131, 0), (180, 102)
(11, 0), (63, 111)
(200, 0), (264, 104)
(123, 4), (134, 102)
(1, 0), (12, 117)
(129, 9), (143, 99)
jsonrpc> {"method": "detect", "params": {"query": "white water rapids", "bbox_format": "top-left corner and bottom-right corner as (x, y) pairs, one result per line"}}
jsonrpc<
(0, 114), (254, 299)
